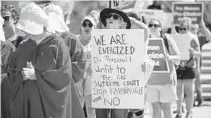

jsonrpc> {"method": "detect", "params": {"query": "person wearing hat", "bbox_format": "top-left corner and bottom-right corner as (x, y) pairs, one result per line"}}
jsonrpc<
(1, 5), (23, 47)
(100, 8), (131, 29)
(43, 3), (85, 84)
(1, 5), (16, 118)
(175, 18), (201, 118)
(75, 12), (100, 118)
(96, 8), (150, 118)
(96, 8), (131, 118)
(7, 2), (84, 118)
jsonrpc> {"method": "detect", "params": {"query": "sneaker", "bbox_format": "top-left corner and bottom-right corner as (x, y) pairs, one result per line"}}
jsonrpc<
(175, 114), (182, 118)
(185, 112), (193, 118)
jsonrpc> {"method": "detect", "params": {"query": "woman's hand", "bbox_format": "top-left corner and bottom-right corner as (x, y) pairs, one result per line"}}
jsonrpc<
(189, 47), (201, 58)
(180, 61), (186, 67)
(164, 53), (172, 61)
(22, 62), (36, 81)
(1, 73), (8, 80)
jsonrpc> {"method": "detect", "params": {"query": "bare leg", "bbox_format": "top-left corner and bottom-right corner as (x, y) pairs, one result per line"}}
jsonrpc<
(161, 102), (173, 118)
(194, 74), (203, 106)
(176, 80), (184, 115)
(151, 102), (162, 118)
(184, 79), (195, 117)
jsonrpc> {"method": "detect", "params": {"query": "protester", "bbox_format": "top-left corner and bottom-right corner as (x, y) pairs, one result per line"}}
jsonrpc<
(189, 22), (202, 107)
(1, 16), (16, 118)
(43, 3), (85, 84)
(76, 13), (99, 118)
(175, 18), (201, 118)
(1, 5), (22, 47)
(96, 7), (148, 118)
(145, 19), (181, 118)
(96, 8), (130, 118)
(7, 2), (84, 118)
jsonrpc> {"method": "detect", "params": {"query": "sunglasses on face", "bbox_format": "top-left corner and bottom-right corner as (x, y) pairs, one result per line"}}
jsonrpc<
(105, 13), (120, 20)
(148, 24), (160, 28)
(179, 27), (187, 31)
(82, 22), (93, 28)
(3, 16), (10, 22)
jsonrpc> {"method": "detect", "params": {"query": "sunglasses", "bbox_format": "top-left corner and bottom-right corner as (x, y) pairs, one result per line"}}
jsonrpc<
(82, 22), (93, 28)
(105, 13), (121, 20)
(148, 24), (160, 28)
(3, 16), (10, 22)
(179, 28), (187, 31)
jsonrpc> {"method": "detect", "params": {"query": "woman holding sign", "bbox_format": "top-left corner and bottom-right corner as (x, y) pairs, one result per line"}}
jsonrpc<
(146, 19), (181, 118)
(96, 8), (148, 118)
(96, 8), (131, 118)
(175, 18), (201, 118)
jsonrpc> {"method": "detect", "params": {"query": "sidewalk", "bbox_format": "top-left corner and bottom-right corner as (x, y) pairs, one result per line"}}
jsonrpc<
(144, 101), (211, 118)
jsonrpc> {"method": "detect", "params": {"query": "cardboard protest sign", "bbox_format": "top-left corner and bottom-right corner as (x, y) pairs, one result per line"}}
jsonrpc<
(91, 29), (145, 109)
(147, 38), (169, 73)
(169, 34), (192, 60)
(173, 2), (203, 24)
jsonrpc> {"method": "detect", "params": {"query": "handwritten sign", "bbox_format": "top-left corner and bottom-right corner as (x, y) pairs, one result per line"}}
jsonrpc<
(91, 29), (145, 109)
(173, 2), (203, 24)
(169, 34), (192, 60)
(147, 38), (169, 73)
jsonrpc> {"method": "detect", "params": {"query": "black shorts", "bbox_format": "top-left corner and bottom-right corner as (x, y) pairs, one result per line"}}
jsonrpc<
(176, 67), (195, 79)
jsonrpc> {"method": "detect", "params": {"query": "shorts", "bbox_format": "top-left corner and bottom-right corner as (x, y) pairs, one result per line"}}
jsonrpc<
(177, 67), (195, 79)
(145, 84), (177, 103)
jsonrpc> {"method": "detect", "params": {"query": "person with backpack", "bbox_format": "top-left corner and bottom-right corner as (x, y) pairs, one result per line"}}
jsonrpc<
(146, 19), (181, 118)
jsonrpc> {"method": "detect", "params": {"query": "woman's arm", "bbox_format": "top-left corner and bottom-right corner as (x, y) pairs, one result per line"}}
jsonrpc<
(129, 17), (150, 41)
(190, 35), (201, 58)
(201, 20), (211, 42)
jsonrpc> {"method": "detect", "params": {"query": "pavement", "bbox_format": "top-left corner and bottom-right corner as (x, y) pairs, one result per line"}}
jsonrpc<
(143, 101), (211, 118)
